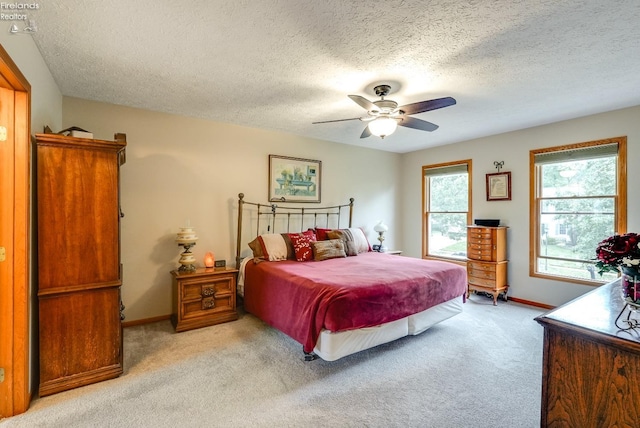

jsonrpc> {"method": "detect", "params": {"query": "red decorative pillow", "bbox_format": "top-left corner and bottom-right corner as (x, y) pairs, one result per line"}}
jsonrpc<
(315, 228), (334, 241)
(288, 231), (317, 262)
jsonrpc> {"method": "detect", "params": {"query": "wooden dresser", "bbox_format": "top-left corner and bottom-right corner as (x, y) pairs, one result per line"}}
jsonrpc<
(36, 132), (126, 396)
(466, 226), (508, 305)
(171, 267), (239, 332)
(535, 280), (640, 427)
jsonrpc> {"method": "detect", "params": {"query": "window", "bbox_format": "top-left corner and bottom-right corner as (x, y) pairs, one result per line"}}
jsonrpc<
(422, 160), (472, 261)
(530, 137), (627, 284)
(556, 223), (567, 235)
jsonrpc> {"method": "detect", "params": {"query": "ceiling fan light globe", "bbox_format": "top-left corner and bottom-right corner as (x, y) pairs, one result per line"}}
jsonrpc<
(368, 117), (397, 138)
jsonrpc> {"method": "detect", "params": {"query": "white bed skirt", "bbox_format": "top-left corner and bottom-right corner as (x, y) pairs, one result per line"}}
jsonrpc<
(313, 297), (464, 361)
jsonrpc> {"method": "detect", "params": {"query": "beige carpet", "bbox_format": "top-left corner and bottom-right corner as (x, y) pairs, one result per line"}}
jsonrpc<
(1, 296), (544, 428)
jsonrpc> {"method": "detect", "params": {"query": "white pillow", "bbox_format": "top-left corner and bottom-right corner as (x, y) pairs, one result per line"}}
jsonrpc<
(347, 228), (371, 253)
(258, 234), (289, 261)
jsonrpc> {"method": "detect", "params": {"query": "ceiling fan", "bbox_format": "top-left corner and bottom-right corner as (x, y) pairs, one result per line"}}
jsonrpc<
(313, 84), (456, 139)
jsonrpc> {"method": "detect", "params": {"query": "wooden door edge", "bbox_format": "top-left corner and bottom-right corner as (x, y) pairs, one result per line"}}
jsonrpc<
(0, 43), (32, 418)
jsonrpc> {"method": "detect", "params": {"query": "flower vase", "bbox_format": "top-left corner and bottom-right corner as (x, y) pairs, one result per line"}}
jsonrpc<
(621, 267), (640, 308)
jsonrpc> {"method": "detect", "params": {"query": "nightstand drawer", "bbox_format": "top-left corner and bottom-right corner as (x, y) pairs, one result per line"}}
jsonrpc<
(182, 275), (233, 301)
(183, 293), (234, 319)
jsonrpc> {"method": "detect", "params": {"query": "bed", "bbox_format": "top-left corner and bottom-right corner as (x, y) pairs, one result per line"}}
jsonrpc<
(235, 193), (467, 361)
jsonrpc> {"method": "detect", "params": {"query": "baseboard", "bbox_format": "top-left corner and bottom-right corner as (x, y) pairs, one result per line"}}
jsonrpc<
(122, 314), (171, 328)
(121, 298), (553, 328)
(509, 297), (554, 310)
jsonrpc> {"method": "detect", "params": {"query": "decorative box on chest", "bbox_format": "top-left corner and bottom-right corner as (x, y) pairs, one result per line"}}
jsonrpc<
(466, 226), (508, 305)
(171, 267), (239, 332)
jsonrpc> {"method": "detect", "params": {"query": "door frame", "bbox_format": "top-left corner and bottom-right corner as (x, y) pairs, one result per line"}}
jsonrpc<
(0, 43), (31, 417)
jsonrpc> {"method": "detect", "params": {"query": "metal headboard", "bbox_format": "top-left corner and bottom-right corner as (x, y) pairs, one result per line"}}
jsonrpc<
(235, 193), (354, 267)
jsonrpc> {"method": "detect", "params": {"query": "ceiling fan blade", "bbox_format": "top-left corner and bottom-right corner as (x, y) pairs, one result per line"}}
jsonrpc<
(360, 126), (371, 139)
(312, 117), (362, 124)
(398, 116), (439, 132)
(348, 95), (377, 111)
(398, 97), (456, 115)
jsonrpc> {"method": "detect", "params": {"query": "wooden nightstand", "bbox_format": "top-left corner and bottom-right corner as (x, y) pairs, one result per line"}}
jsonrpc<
(171, 267), (239, 332)
(384, 250), (403, 255)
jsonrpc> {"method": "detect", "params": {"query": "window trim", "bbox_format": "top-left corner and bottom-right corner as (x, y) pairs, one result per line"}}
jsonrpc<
(422, 159), (472, 264)
(529, 136), (627, 285)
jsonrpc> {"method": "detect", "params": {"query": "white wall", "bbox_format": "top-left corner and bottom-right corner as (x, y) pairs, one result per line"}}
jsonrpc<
(401, 105), (640, 307)
(0, 36), (62, 132)
(0, 35), (62, 396)
(62, 97), (402, 321)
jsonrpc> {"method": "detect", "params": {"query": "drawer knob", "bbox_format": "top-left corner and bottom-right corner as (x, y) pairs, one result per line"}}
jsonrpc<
(202, 287), (215, 297)
(202, 297), (215, 310)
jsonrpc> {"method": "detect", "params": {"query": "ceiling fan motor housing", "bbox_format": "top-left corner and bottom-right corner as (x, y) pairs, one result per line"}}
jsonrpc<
(372, 99), (398, 113)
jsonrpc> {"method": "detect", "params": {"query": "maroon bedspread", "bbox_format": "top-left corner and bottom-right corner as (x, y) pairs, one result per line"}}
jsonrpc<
(243, 252), (467, 353)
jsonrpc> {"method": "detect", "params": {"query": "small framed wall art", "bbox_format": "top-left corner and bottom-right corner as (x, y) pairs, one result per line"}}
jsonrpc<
(486, 171), (511, 201)
(269, 155), (321, 203)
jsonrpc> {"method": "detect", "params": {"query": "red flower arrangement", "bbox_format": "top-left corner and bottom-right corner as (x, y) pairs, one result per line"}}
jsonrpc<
(595, 233), (640, 304)
(595, 232), (640, 275)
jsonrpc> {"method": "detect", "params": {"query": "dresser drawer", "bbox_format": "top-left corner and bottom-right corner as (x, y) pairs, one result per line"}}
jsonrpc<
(466, 226), (507, 262)
(468, 228), (492, 240)
(468, 261), (508, 287)
(467, 249), (495, 261)
(468, 241), (493, 251)
(468, 240), (494, 249)
(468, 260), (495, 271)
(467, 267), (496, 280)
(468, 276), (498, 288)
(467, 243), (494, 254)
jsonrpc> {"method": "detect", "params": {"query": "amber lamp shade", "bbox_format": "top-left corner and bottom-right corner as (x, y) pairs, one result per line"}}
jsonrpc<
(204, 252), (215, 268)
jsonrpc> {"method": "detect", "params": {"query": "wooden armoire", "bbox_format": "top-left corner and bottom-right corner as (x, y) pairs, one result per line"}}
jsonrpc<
(35, 132), (126, 396)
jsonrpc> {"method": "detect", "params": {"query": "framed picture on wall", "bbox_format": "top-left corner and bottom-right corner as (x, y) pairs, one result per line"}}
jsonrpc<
(486, 171), (511, 201)
(269, 155), (321, 203)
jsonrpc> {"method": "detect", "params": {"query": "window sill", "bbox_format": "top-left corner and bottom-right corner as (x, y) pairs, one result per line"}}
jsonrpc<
(422, 256), (467, 267)
(530, 271), (609, 287)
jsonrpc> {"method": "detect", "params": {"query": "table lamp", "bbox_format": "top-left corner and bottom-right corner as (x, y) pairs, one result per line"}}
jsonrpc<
(374, 221), (388, 252)
(176, 224), (198, 272)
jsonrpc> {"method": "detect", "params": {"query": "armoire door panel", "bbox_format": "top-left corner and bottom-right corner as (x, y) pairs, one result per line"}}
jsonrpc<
(36, 133), (126, 396)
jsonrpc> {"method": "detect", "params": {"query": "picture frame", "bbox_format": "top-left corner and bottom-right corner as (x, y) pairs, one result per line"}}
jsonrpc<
(269, 155), (321, 203)
(486, 171), (511, 201)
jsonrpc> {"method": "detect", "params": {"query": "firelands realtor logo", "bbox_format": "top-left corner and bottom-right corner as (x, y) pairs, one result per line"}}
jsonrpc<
(1, 2), (39, 21)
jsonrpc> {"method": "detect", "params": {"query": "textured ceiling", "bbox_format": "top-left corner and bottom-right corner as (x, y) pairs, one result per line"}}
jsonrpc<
(27, 1), (640, 153)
